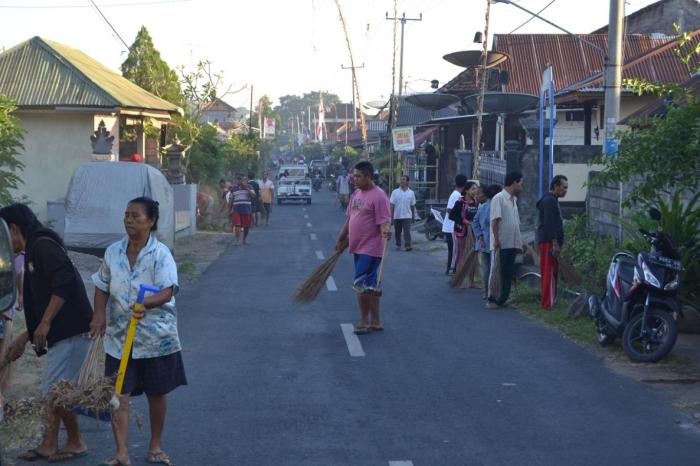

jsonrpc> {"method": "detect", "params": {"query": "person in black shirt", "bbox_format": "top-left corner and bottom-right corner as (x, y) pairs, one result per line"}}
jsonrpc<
(536, 175), (568, 310)
(2, 204), (92, 462)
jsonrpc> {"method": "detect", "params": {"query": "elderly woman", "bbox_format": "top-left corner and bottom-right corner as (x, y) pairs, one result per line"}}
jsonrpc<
(91, 197), (186, 466)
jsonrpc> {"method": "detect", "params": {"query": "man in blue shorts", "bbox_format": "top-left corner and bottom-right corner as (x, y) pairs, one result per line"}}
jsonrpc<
(335, 161), (391, 335)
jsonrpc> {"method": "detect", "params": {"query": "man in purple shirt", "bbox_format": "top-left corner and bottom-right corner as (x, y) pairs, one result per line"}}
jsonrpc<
(335, 161), (391, 335)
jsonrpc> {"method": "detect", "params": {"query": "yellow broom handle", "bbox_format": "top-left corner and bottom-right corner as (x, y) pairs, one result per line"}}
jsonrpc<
(114, 304), (142, 395)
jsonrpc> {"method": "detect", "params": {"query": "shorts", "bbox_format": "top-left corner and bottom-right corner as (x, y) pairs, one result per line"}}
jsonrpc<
(232, 212), (252, 227)
(42, 333), (91, 396)
(105, 351), (187, 397)
(353, 254), (382, 289)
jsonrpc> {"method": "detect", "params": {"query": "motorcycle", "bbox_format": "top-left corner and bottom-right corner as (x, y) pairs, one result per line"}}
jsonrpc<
(328, 174), (337, 192)
(312, 177), (322, 192)
(588, 208), (682, 363)
(424, 207), (446, 241)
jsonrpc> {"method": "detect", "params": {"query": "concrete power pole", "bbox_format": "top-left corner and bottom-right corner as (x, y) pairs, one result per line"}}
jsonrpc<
(386, 12), (422, 98)
(604, 0), (624, 153)
(341, 63), (365, 127)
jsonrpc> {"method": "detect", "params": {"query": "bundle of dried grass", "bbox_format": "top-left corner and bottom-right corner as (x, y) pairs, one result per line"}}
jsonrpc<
(449, 229), (479, 289)
(559, 258), (583, 286)
(2, 396), (45, 421)
(293, 238), (348, 304)
(490, 249), (502, 299)
(525, 243), (541, 267)
(47, 335), (114, 418)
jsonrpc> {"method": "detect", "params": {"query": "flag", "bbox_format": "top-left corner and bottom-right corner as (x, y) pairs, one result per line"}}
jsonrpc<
(316, 91), (326, 142)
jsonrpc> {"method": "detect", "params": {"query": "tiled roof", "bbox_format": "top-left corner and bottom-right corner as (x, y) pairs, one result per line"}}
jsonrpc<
(492, 33), (672, 96)
(0, 36), (181, 113)
(202, 99), (237, 113)
(561, 29), (700, 95)
(325, 103), (361, 119)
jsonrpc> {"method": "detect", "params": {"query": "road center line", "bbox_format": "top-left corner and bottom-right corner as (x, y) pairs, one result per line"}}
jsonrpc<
(307, 222), (312, 227)
(304, 214), (309, 219)
(341, 323), (365, 357)
(389, 462), (414, 466)
(315, 250), (325, 260)
(326, 276), (337, 291)
(310, 233), (317, 241)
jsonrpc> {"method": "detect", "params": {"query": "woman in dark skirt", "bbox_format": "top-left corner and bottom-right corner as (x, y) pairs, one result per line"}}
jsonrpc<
(91, 197), (186, 466)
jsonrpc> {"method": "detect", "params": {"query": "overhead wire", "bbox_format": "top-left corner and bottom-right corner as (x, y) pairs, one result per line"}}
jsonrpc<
(508, 0), (558, 34)
(0, 0), (190, 8)
(89, 0), (130, 51)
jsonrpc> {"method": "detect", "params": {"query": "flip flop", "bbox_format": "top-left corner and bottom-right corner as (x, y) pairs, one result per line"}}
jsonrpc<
(368, 324), (384, 332)
(147, 451), (175, 465)
(353, 326), (372, 335)
(18, 449), (51, 462)
(97, 458), (130, 466)
(48, 450), (88, 463)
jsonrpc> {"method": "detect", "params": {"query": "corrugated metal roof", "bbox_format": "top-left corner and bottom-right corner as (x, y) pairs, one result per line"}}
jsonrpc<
(492, 34), (672, 96)
(438, 67), (501, 97)
(0, 36), (180, 113)
(567, 30), (700, 93)
(397, 95), (457, 126)
(621, 73), (700, 123)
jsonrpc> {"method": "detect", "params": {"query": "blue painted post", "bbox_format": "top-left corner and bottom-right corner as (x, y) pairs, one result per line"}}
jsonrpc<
(538, 91), (545, 199)
(548, 79), (556, 186)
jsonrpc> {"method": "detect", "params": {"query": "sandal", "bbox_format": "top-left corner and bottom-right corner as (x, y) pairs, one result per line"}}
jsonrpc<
(18, 449), (51, 461)
(97, 458), (130, 466)
(368, 324), (384, 332)
(48, 449), (88, 463)
(147, 451), (175, 465)
(353, 326), (372, 335)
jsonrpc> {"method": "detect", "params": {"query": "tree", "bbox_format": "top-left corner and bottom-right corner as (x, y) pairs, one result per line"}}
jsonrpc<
(0, 94), (24, 204)
(274, 91), (341, 131)
(121, 26), (182, 105)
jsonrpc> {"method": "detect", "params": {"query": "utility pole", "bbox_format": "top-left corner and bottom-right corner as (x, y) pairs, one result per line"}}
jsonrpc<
(248, 84), (253, 137)
(341, 62), (365, 126)
(386, 11), (422, 98)
(604, 0), (624, 154)
(473, 0), (491, 179)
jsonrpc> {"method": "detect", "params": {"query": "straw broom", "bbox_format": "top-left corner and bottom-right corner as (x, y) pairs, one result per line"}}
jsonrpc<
(449, 228), (479, 289)
(489, 249), (502, 299)
(526, 243), (582, 286)
(293, 238), (349, 304)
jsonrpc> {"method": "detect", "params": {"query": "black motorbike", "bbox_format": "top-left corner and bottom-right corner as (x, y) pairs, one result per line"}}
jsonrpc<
(424, 207), (445, 241)
(588, 208), (682, 363)
(312, 176), (322, 192)
(328, 174), (337, 192)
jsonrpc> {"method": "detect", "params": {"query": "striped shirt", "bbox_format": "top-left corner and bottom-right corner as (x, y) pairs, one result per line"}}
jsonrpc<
(489, 190), (522, 251)
(227, 185), (255, 214)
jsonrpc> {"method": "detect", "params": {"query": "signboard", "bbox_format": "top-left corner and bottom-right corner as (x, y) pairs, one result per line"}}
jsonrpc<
(605, 138), (619, 156)
(264, 118), (275, 139)
(392, 127), (415, 152)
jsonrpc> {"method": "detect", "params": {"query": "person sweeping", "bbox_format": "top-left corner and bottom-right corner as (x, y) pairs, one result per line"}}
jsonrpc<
(536, 175), (569, 310)
(335, 161), (391, 335)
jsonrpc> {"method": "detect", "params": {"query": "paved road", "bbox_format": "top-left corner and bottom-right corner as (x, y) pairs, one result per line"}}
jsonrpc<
(45, 190), (700, 466)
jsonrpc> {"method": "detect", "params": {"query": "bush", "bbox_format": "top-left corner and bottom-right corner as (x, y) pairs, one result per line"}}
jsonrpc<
(562, 215), (617, 292)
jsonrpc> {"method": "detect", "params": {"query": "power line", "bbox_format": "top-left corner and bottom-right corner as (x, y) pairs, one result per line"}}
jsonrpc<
(508, 0), (558, 34)
(89, 0), (130, 51)
(0, 0), (190, 8)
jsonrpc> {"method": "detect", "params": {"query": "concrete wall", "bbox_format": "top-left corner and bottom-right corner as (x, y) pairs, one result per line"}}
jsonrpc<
(14, 112), (94, 221)
(173, 183), (197, 239)
(596, 0), (700, 35)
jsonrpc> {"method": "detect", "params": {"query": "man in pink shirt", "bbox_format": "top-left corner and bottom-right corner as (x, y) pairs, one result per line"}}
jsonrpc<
(335, 161), (391, 335)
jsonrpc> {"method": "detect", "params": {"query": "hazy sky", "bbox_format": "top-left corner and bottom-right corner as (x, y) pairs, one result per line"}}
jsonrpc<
(0, 0), (660, 109)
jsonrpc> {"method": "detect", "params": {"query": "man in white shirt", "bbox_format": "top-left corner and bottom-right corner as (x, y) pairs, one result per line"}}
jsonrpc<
(389, 175), (417, 251)
(442, 174), (467, 275)
(488, 171), (524, 308)
(258, 172), (275, 226)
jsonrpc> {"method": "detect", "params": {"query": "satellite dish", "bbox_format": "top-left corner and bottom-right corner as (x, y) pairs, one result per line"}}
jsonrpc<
(443, 50), (509, 68)
(405, 93), (460, 111)
(366, 100), (388, 109)
(462, 92), (539, 114)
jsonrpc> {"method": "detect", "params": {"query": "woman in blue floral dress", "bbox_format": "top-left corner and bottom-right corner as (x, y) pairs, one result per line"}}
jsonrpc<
(91, 197), (185, 466)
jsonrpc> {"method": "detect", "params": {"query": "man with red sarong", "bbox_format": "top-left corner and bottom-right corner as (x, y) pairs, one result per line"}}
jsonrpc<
(536, 175), (568, 310)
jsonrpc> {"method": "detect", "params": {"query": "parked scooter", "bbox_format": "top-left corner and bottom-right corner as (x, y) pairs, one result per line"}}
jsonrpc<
(588, 208), (682, 362)
(424, 207), (446, 241)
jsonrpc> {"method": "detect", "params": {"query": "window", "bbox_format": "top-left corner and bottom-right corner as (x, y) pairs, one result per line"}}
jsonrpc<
(565, 111), (585, 122)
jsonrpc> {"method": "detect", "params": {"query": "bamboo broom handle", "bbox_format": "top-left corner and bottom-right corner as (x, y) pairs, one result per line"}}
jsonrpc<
(375, 229), (391, 289)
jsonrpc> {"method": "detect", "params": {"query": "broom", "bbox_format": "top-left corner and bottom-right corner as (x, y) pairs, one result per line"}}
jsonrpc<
(489, 249), (502, 300)
(449, 228), (479, 289)
(527, 243), (583, 286)
(293, 238), (349, 304)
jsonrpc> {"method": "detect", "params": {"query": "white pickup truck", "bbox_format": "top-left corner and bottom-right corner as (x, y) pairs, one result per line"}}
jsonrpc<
(277, 179), (312, 204)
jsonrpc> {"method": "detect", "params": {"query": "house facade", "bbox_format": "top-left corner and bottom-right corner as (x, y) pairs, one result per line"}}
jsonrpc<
(0, 36), (181, 220)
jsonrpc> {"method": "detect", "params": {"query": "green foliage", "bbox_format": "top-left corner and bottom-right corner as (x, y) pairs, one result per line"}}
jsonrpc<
(561, 215), (617, 292)
(121, 26), (182, 105)
(274, 91), (341, 129)
(592, 99), (700, 206)
(0, 94), (25, 204)
(621, 193), (700, 308)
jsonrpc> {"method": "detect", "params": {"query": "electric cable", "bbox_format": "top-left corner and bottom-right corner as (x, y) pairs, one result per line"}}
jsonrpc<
(0, 0), (190, 8)
(508, 0), (558, 34)
(89, 0), (130, 51)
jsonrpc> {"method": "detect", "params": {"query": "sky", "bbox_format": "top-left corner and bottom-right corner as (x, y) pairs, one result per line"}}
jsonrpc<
(0, 0), (661, 110)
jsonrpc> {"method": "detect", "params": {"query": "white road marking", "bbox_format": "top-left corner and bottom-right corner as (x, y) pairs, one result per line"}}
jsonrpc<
(302, 208), (307, 212)
(326, 276), (337, 291)
(310, 233), (317, 241)
(315, 250), (325, 260)
(389, 462), (414, 466)
(341, 324), (365, 357)
(307, 222), (312, 227)
(501, 383), (517, 387)
(304, 214), (309, 219)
